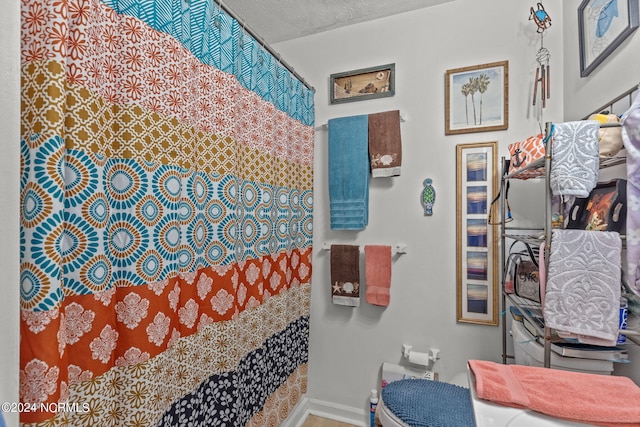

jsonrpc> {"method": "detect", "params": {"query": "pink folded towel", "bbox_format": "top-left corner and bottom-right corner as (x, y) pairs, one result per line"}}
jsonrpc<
(469, 360), (640, 427)
(365, 245), (392, 306)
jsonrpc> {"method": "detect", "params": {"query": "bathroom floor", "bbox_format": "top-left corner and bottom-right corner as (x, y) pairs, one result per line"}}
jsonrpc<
(302, 415), (359, 427)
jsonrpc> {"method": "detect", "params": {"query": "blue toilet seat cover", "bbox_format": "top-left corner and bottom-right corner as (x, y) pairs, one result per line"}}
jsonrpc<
(381, 379), (474, 427)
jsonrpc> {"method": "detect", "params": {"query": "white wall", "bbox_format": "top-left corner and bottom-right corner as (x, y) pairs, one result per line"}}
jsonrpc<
(0, 0), (21, 426)
(276, 0), (564, 417)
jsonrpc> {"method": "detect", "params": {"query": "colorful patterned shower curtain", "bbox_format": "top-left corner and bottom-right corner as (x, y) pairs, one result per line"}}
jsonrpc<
(19, 0), (314, 425)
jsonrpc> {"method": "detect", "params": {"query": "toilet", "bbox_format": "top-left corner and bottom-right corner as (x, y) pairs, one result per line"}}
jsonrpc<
(377, 373), (475, 427)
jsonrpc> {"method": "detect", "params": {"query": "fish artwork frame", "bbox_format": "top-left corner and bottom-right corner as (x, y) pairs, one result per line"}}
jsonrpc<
(578, 0), (639, 77)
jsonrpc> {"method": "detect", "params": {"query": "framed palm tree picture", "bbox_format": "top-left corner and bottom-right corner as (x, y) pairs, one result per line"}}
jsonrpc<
(445, 61), (509, 135)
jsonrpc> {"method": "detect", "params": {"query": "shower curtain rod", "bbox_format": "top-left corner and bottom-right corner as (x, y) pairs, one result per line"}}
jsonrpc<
(216, 0), (316, 92)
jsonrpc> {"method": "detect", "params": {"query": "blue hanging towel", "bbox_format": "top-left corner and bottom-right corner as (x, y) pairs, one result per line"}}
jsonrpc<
(328, 115), (369, 230)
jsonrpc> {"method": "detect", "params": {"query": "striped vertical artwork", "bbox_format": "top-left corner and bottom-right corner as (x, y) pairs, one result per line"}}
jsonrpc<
(19, 0), (314, 425)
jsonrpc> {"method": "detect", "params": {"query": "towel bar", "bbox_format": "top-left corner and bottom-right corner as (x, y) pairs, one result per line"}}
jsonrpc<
(321, 242), (407, 255)
(317, 112), (407, 131)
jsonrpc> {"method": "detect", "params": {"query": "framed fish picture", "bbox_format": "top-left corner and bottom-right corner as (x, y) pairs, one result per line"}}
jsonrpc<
(578, 0), (639, 77)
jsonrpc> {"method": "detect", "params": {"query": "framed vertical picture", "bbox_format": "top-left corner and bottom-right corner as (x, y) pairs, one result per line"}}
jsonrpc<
(578, 0), (639, 77)
(456, 141), (499, 326)
(445, 61), (508, 135)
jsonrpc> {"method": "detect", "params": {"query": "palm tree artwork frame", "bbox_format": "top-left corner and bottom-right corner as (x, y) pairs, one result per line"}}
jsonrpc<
(445, 61), (509, 135)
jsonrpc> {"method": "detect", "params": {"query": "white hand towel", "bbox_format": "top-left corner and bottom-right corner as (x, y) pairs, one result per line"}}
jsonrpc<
(550, 120), (600, 197)
(543, 229), (621, 346)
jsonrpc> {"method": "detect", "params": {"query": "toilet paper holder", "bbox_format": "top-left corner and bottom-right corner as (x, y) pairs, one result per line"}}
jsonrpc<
(402, 344), (440, 367)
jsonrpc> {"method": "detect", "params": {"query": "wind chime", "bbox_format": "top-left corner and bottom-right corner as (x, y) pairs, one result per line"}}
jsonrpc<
(529, 3), (552, 108)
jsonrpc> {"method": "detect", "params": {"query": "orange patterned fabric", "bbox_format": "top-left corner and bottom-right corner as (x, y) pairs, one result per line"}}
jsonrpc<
(20, 251), (311, 418)
(508, 134), (546, 179)
(19, 0), (314, 424)
(21, 283), (310, 426)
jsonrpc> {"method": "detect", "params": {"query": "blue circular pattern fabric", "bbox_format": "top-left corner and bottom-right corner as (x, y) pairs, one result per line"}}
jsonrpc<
(381, 379), (475, 427)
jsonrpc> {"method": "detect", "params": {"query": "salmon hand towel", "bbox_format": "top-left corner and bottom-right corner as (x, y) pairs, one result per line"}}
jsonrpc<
(368, 110), (402, 177)
(330, 245), (361, 306)
(365, 245), (392, 306)
(469, 360), (640, 427)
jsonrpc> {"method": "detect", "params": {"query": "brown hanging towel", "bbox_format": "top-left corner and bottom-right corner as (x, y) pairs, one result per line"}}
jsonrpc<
(368, 110), (402, 177)
(330, 245), (361, 306)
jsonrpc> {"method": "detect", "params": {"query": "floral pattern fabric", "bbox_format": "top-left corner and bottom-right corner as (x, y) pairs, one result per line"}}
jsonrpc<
(19, 0), (314, 425)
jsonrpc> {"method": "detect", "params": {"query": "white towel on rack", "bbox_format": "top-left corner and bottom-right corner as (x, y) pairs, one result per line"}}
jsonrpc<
(543, 229), (621, 346)
(549, 120), (600, 197)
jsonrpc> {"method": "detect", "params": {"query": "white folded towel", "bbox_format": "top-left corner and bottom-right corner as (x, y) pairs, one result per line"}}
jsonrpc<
(550, 120), (600, 197)
(543, 229), (621, 346)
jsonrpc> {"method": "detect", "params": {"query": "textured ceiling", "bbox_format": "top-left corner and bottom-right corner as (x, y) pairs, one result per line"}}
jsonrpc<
(221, 0), (456, 44)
